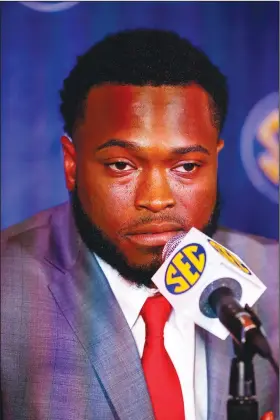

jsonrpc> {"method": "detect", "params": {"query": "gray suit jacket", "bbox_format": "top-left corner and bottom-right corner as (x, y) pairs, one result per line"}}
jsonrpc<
(1, 202), (279, 419)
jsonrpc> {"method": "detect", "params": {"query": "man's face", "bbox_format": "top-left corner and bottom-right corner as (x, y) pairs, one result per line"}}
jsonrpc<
(62, 84), (224, 285)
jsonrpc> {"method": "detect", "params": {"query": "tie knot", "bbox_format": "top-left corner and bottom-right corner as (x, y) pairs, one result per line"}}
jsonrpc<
(141, 295), (172, 337)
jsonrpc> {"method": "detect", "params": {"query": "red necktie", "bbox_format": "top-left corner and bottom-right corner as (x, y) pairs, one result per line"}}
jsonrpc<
(141, 294), (185, 420)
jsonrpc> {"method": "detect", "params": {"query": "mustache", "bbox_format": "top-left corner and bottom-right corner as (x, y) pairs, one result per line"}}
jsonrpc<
(119, 214), (186, 233)
(119, 202), (219, 235)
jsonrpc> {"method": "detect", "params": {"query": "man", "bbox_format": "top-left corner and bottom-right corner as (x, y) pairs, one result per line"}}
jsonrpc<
(1, 29), (278, 420)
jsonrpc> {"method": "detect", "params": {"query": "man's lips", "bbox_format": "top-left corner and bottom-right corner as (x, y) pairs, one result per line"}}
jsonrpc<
(126, 223), (183, 247)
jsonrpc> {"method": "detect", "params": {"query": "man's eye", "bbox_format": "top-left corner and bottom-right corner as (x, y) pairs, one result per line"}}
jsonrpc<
(106, 162), (133, 171)
(174, 163), (200, 173)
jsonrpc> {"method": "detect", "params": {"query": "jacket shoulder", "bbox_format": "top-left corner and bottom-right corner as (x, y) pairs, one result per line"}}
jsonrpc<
(214, 226), (278, 257)
(214, 226), (278, 285)
(1, 202), (68, 257)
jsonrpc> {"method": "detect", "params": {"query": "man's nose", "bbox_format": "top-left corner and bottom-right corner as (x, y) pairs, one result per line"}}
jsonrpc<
(135, 168), (176, 213)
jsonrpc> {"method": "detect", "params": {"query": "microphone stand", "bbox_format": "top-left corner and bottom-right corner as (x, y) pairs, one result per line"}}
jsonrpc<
(227, 304), (274, 420)
(227, 340), (258, 420)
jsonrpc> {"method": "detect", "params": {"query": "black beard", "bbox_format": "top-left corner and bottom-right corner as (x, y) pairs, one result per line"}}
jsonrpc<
(70, 186), (221, 288)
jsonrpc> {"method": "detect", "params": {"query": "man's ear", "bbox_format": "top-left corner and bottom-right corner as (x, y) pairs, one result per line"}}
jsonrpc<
(217, 138), (224, 154)
(61, 135), (76, 191)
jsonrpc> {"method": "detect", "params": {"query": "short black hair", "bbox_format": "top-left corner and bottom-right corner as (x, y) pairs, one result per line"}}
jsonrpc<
(60, 28), (228, 137)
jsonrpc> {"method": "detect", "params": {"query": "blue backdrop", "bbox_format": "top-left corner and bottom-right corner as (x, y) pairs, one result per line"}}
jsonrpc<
(1, 1), (279, 239)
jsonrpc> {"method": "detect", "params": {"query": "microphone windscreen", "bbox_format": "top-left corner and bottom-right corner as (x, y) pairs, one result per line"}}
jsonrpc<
(162, 232), (187, 261)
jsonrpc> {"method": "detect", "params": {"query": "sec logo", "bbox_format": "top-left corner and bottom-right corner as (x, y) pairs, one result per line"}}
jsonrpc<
(208, 239), (251, 275)
(165, 243), (206, 295)
(240, 92), (279, 203)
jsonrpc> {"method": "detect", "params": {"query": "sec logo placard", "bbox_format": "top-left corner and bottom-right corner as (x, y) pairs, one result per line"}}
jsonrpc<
(165, 243), (206, 295)
(240, 92), (278, 203)
(208, 239), (251, 275)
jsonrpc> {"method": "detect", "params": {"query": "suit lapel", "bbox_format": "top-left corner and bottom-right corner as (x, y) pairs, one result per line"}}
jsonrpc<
(45, 204), (154, 420)
(206, 331), (233, 420)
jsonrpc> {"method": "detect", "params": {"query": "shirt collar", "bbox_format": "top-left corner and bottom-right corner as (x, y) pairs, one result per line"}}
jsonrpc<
(94, 253), (158, 329)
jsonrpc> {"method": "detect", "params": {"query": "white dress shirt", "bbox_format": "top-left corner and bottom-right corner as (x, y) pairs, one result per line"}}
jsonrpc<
(95, 254), (208, 420)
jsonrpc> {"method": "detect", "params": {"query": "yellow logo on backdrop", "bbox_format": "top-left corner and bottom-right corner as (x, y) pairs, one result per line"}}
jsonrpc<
(165, 243), (206, 295)
(257, 109), (279, 186)
(208, 239), (251, 275)
(240, 92), (278, 203)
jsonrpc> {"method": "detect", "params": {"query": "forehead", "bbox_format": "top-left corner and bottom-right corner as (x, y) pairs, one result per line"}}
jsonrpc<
(84, 83), (212, 116)
(75, 84), (217, 143)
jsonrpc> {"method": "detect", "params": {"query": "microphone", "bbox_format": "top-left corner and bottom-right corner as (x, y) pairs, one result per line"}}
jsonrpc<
(207, 286), (271, 359)
(152, 227), (266, 342)
(152, 228), (278, 372)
